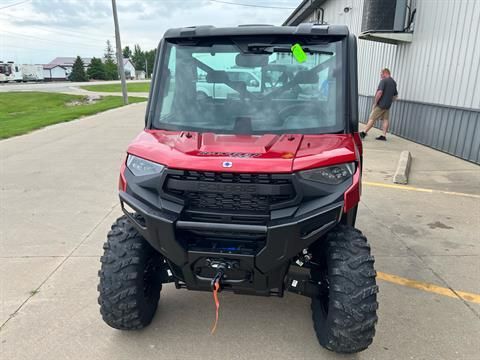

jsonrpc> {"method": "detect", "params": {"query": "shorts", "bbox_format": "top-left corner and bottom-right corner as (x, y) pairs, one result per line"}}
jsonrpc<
(369, 106), (389, 121)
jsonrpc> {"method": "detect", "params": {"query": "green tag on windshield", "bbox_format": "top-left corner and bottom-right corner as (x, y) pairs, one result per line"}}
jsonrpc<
(291, 43), (307, 63)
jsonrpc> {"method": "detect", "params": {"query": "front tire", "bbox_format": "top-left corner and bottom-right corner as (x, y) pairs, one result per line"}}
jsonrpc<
(98, 215), (163, 330)
(196, 91), (209, 101)
(311, 225), (378, 353)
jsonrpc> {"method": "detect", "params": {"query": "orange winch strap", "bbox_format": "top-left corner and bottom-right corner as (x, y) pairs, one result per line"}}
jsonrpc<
(211, 281), (220, 334)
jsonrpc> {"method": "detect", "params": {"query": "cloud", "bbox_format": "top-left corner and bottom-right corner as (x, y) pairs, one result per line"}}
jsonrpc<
(0, 0), (300, 63)
(10, 0), (111, 28)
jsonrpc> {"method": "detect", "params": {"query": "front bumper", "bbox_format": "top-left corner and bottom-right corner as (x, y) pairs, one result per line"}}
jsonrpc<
(119, 189), (343, 296)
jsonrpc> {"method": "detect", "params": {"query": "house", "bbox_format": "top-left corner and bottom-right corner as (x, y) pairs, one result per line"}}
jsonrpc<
(135, 70), (146, 80)
(42, 64), (68, 81)
(48, 57), (92, 72)
(44, 56), (138, 81)
(44, 57), (92, 81)
(123, 58), (136, 80)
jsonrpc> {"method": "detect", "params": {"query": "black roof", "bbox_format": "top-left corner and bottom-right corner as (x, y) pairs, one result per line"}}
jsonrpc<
(283, 0), (326, 26)
(163, 24), (349, 39)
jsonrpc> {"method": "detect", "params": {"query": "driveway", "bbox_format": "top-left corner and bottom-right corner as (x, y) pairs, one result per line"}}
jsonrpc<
(1, 103), (479, 359)
(0, 80), (149, 98)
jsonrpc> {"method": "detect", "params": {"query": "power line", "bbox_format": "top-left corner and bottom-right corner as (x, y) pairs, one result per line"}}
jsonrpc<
(2, 30), (102, 49)
(0, 13), (113, 43)
(208, 0), (296, 9)
(2, 30), (103, 50)
(0, 43), (54, 52)
(0, 0), (30, 10)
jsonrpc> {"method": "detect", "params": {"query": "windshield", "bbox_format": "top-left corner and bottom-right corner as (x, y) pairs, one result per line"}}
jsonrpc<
(151, 38), (345, 134)
(0, 64), (12, 75)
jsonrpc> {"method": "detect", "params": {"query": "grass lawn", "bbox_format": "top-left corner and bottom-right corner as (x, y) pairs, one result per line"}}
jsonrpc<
(80, 82), (150, 93)
(0, 92), (146, 139)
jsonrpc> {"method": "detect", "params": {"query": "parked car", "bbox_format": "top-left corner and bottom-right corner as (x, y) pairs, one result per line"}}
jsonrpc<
(196, 68), (261, 99)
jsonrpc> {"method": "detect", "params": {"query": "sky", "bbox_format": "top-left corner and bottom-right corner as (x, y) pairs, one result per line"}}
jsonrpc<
(0, 0), (301, 64)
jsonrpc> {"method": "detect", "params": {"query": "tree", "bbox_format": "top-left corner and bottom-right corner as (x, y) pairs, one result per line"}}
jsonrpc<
(122, 46), (132, 59)
(87, 57), (106, 80)
(130, 44), (156, 78)
(144, 49), (156, 78)
(103, 40), (119, 80)
(131, 44), (145, 72)
(69, 56), (88, 82)
(104, 59), (118, 80)
(104, 40), (115, 61)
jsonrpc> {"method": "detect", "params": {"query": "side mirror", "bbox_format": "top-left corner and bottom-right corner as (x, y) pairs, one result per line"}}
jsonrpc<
(249, 79), (259, 87)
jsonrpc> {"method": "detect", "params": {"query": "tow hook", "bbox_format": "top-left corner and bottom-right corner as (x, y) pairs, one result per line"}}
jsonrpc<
(211, 266), (226, 290)
(206, 259), (231, 334)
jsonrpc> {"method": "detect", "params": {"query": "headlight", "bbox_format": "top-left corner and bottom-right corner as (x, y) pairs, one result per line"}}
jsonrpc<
(126, 154), (165, 176)
(299, 162), (355, 185)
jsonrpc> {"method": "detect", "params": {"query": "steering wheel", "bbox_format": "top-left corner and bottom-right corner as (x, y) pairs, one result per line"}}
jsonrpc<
(277, 103), (327, 128)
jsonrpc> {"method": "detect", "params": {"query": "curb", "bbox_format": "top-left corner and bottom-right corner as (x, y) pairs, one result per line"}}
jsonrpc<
(393, 150), (412, 184)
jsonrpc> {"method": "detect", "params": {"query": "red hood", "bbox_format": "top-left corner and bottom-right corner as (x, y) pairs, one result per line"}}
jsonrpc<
(127, 130), (358, 173)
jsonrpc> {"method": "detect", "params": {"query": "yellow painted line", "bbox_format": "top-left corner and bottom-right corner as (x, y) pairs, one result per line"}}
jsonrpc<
(377, 271), (480, 304)
(364, 181), (480, 199)
(441, 190), (480, 199)
(364, 181), (433, 193)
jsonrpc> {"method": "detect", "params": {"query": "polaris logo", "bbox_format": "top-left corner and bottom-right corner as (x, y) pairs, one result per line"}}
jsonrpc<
(197, 183), (257, 193)
(198, 151), (261, 158)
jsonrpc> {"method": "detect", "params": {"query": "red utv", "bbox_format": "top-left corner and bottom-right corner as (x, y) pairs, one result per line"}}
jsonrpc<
(98, 24), (378, 353)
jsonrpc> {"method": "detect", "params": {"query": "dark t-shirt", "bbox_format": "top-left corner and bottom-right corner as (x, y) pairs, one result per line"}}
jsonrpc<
(377, 77), (398, 109)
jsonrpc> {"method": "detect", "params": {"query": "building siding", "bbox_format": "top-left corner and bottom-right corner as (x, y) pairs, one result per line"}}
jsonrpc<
(286, 0), (480, 163)
(305, 0), (480, 108)
(359, 95), (479, 163)
(49, 66), (68, 80)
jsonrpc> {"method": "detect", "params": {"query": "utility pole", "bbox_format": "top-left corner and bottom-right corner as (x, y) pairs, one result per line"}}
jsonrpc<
(111, 0), (128, 105)
(145, 57), (148, 79)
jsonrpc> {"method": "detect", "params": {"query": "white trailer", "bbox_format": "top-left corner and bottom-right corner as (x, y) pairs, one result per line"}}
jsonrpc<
(13, 63), (23, 82)
(0, 62), (45, 82)
(0, 62), (15, 82)
(20, 64), (44, 81)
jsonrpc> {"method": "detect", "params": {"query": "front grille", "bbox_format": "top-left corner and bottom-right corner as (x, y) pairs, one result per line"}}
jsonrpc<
(168, 171), (291, 184)
(185, 191), (270, 211)
(165, 171), (295, 213)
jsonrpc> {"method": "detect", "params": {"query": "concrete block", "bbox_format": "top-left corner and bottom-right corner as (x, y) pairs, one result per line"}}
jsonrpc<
(393, 150), (412, 184)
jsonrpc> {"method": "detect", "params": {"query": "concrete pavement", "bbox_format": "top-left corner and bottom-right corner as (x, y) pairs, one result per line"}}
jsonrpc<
(1, 103), (479, 359)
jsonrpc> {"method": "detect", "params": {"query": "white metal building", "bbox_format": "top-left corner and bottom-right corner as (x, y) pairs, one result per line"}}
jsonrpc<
(284, 0), (480, 163)
(48, 57), (92, 73)
(42, 64), (68, 81)
(123, 59), (136, 80)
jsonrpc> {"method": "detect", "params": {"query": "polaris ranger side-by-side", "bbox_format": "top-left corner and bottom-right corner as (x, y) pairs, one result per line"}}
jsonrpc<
(98, 24), (378, 354)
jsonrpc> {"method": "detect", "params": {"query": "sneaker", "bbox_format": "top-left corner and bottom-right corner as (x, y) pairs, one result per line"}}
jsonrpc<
(360, 131), (367, 139)
(376, 135), (387, 141)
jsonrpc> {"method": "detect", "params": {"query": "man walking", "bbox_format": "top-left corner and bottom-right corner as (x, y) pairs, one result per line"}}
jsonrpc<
(360, 68), (398, 141)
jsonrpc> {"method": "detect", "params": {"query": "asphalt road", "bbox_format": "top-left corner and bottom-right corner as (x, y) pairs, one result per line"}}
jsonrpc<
(1, 103), (479, 359)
